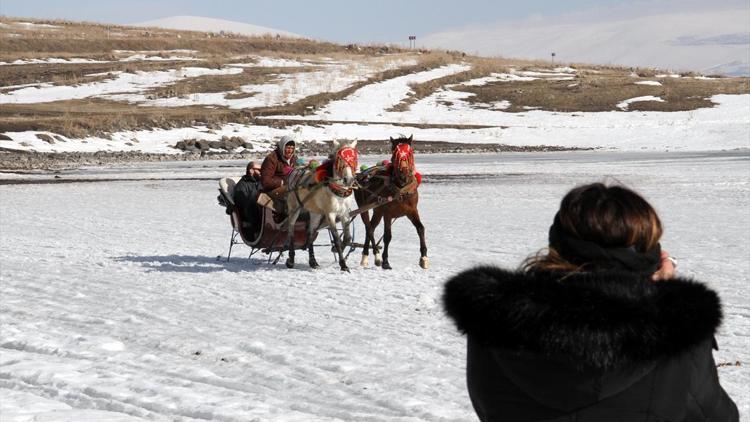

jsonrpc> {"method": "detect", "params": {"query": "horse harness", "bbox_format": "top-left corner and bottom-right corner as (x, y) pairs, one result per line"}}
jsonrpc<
(289, 164), (358, 210)
(358, 171), (418, 204)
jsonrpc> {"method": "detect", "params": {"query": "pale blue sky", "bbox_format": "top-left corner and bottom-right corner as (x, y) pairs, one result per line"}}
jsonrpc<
(0, 0), (743, 43)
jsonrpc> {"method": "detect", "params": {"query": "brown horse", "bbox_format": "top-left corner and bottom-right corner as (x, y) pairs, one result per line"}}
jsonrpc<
(354, 135), (428, 270)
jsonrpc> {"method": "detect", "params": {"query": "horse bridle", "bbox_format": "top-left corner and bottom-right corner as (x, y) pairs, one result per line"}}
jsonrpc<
(329, 146), (359, 197)
(390, 143), (416, 190)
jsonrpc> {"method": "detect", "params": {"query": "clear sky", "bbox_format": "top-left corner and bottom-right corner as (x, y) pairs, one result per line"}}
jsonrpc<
(0, 0), (743, 44)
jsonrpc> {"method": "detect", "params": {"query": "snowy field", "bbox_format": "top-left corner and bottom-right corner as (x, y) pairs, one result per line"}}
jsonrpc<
(3, 53), (747, 156)
(1, 150), (749, 421)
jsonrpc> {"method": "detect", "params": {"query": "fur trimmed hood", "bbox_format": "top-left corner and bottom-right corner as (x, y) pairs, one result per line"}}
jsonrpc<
(444, 266), (723, 369)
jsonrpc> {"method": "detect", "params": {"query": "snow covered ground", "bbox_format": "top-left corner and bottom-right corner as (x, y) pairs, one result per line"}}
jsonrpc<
(1, 150), (748, 421)
(0, 55), (418, 111)
(110, 58), (418, 109)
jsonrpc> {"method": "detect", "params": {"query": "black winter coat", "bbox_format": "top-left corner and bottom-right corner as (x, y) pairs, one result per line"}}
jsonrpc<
(443, 267), (738, 422)
(233, 175), (260, 225)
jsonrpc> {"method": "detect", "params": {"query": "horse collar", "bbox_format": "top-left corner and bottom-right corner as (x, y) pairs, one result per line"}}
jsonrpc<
(328, 180), (354, 197)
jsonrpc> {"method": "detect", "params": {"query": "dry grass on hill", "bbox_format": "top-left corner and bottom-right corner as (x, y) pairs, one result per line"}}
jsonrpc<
(0, 17), (397, 59)
(388, 59), (750, 113)
(0, 99), (248, 138)
(0, 59), (215, 87)
(455, 69), (750, 112)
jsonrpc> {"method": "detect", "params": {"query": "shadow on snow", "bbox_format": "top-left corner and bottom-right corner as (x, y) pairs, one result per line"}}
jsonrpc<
(114, 254), (278, 273)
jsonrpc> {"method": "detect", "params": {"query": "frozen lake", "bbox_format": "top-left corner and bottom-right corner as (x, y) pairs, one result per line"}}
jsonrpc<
(1, 150), (749, 421)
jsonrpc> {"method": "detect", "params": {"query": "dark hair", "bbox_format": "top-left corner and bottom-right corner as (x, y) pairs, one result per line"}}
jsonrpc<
(245, 161), (260, 176)
(523, 183), (663, 273)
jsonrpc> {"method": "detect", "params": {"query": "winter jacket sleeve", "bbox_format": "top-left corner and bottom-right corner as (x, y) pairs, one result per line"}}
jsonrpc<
(686, 339), (738, 421)
(260, 153), (281, 191)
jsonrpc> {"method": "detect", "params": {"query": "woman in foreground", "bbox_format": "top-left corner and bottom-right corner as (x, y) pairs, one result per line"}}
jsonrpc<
(443, 183), (738, 421)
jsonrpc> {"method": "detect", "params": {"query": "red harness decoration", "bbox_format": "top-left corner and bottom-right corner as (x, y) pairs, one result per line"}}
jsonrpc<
(311, 147), (358, 197)
(391, 143), (421, 186)
(335, 147), (358, 177)
(314, 161), (332, 183)
(313, 146), (358, 183)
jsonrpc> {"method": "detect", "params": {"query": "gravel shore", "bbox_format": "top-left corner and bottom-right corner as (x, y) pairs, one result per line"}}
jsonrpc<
(0, 141), (589, 172)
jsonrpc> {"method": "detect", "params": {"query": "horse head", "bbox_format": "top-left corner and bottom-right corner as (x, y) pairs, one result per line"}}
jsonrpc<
(330, 139), (359, 194)
(389, 135), (415, 188)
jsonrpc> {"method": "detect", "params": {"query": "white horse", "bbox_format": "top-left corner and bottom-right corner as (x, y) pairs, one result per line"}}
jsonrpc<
(285, 139), (358, 272)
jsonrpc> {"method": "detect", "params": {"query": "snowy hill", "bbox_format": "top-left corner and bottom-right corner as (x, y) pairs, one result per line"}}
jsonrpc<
(0, 16), (748, 157)
(135, 15), (300, 38)
(421, 7), (750, 76)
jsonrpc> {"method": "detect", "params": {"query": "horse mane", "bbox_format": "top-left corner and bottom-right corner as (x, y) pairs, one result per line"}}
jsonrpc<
(389, 134), (412, 147)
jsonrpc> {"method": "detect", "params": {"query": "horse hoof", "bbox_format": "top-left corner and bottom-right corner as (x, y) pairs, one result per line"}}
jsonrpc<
(285, 259), (294, 269)
(420, 257), (430, 269)
(341, 266), (350, 273)
(382, 262), (392, 270)
(374, 254), (382, 266)
(360, 256), (369, 267)
(310, 262), (320, 269)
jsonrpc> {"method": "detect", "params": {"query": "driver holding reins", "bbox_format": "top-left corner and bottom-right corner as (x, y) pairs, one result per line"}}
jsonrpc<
(261, 135), (298, 214)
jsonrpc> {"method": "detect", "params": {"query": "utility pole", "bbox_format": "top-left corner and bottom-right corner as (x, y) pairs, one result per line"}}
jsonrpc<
(551, 52), (556, 64)
(408, 35), (416, 49)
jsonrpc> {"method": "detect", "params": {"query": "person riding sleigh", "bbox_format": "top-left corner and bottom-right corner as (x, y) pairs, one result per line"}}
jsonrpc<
(260, 135), (298, 218)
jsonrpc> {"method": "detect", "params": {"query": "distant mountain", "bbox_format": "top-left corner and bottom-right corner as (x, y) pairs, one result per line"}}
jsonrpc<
(421, 8), (750, 76)
(134, 16), (300, 38)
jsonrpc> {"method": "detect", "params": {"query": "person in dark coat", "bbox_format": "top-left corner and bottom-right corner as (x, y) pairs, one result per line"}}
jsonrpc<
(443, 182), (738, 422)
(233, 161), (261, 236)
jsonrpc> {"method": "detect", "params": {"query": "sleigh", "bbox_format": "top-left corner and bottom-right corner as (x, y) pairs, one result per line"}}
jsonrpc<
(217, 177), (315, 261)
(217, 170), (393, 266)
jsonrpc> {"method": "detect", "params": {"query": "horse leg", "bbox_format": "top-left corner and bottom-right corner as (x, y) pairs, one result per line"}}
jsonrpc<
(285, 207), (301, 269)
(407, 210), (429, 269)
(341, 215), (352, 252)
(381, 217), (393, 270)
(342, 213), (352, 250)
(307, 214), (322, 269)
(370, 211), (384, 267)
(327, 213), (349, 272)
(358, 210), (372, 267)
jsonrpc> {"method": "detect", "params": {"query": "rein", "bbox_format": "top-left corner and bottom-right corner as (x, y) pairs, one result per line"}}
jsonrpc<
(359, 172), (417, 204)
